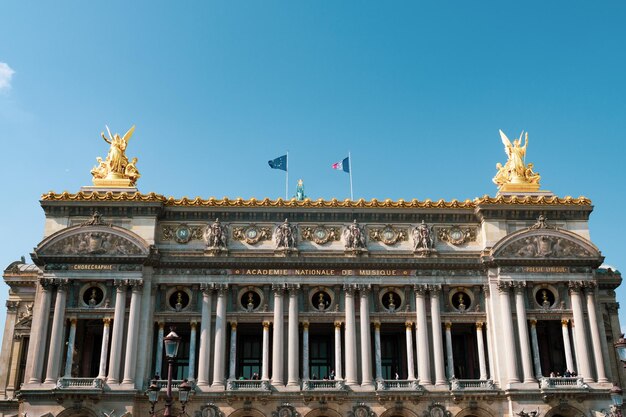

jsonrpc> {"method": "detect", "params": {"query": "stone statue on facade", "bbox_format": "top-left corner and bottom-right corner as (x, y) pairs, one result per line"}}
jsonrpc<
(413, 221), (435, 251)
(343, 220), (367, 250)
(274, 219), (297, 250)
(493, 129), (541, 192)
(203, 218), (228, 250)
(91, 125), (140, 187)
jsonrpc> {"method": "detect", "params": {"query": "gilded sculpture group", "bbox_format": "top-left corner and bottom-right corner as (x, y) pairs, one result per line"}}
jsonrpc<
(90, 125), (540, 192)
(91, 125), (141, 186)
(492, 129), (541, 190)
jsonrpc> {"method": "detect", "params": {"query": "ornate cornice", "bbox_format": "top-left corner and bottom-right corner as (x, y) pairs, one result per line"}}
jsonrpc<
(41, 191), (592, 208)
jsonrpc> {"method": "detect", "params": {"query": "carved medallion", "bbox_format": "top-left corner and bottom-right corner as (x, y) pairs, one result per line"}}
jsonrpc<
(369, 225), (408, 245)
(301, 225), (341, 245)
(232, 225), (272, 245)
(162, 224), (204, 244)
(437, 225), (476, 245)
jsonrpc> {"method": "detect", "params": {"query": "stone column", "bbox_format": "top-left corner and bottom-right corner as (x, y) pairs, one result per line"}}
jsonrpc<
(334, 321), (343, 380)
(561, 319), (575, 373)
(569, 283), (593, 383)
(188, 321), (197, 381)
(44, 281), (68, 383)
(122, 281), (143, 384)
(196, 285), (213, 387)
(63, 318), (78, 377)
(212, 285), (228, 388)
(228, 322), (237, 380)
(498, 282), (520, 384)
(154, 322), (165, 378)
(514, 283), (535, 383)
(476, 322), (488, 380)
(374, 321), (382, 381)
(107, 281), (127, 383)
(271, 284), (285, 386)
(359, 285), (374, 388)
(529, 319), (542, 378)
(26, 279), (53, 383)
(405, 321), (416, 380)
(344, 285), (358, 386)
(98, 318), (112, 379)
(287, 285), (300, 387)
(261, 321), (271, 380)
(302, 321), (310, 380)
(430, 286), (446, 385)
(445, 322), (454, 379)
(586, 285), (608, 383)
(415, 285), (431, 385)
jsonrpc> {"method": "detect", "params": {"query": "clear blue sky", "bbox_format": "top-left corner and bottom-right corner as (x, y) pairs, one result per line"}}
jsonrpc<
(1, 2), (625, 329)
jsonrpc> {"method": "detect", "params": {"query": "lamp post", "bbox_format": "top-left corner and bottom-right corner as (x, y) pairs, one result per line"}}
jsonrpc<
(147, 327), (192, 417)
(163, 328), (181, 417)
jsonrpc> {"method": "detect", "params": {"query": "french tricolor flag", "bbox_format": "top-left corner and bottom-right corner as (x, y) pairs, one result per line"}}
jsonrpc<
(332, 156), (350, 173)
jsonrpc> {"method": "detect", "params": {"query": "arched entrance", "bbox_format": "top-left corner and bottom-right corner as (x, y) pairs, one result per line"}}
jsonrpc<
(228, 408), (266, 417)
(544, 405), (586, 417)
(56, 408), (100, 417)
(454, 407), (495, 417)
(379, 408), (419, 417)
(303, 409), (343, 417)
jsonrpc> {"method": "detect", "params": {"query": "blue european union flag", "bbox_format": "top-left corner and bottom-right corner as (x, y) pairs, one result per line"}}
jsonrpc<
(268, 154), (287, 171)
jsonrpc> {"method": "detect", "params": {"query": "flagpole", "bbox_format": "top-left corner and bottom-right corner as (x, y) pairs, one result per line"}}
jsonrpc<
(285, 151), (289, 200)
(349, 151), (353, 200)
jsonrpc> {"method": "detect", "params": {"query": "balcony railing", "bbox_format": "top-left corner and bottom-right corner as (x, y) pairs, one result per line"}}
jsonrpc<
(153, 379), (195, 390)
(449, 379), (495, 391)
(302, 379), (346, 391)
(375, 379), (422, 391)
(226, 379), (271, 391)
(56, 377), (104, 390)
(539, 377), (589, 389)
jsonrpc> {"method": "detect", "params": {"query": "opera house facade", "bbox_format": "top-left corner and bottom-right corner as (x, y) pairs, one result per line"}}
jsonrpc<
(0, 129), (623, 417)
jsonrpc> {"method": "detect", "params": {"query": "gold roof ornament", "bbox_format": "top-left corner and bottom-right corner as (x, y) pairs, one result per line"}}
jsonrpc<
(90, 125), (140, 188)
(493, 129), (542, 193)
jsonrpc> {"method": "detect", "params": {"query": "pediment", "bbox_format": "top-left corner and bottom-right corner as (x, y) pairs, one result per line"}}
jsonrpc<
(492, 225), (601, 261)
(35, 224), (150, 258)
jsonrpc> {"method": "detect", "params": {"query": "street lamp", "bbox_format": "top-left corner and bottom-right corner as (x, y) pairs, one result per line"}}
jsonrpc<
(146, 327), (191, 417)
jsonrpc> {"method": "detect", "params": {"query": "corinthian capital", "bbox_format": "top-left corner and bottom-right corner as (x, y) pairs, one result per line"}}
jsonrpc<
(200, 283), (215, 295)
(357, 284), (371, 295)
(428, 284), (442, 296)
(496, 281), (512, 293)
(215, 283), (229, 295)
(343, 284), (357, 296)
(414, 284), (428, 296)
(568, 281), (584, 293)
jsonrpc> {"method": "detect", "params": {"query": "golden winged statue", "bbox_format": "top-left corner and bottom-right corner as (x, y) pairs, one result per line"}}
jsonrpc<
(91, 125), (141, 187)
(493, 129), (540, 192)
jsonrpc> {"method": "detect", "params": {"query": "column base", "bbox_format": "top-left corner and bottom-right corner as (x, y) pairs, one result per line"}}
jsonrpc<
(285, 381), (301, 390)
(358, 382), (376, 391)
(209, 383), (226, 391)
(195, 384), (211, 393)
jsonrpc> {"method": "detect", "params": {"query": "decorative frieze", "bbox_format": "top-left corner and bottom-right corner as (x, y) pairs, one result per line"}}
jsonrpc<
(301, 225), (341, 245)
(369, 225), (408, 245)
(42, 231), (143, 256)
(437, 225), (477, 245)
(162, 224), (204, 244)
(232, 224), (272, 245)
